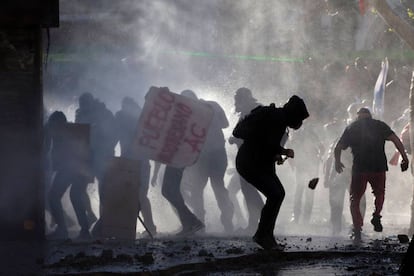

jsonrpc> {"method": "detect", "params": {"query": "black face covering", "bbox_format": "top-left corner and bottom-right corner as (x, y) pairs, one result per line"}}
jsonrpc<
(289, 119), (302, 130)
(283, 95), (309, 128)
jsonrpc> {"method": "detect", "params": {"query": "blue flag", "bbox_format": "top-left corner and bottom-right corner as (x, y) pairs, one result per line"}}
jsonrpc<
(372, 58), (389, 119)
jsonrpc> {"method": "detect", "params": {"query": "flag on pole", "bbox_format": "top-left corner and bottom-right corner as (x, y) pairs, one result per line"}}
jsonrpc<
(372, 58), (389, 119)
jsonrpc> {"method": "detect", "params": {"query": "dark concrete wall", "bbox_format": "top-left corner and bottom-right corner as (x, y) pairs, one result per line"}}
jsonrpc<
(0, 28), (44, 240)
(0, 1), (59, 27)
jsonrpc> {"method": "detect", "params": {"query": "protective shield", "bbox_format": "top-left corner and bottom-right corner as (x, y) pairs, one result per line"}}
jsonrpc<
(101, 157), (141, 240)
(132, 86), (213, 168)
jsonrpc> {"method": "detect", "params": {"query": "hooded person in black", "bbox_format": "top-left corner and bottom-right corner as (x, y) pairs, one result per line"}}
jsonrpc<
(233, 95), (309, 249)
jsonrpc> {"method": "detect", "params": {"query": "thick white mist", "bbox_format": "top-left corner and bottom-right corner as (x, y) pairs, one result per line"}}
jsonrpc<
(44, 0), (414, 237)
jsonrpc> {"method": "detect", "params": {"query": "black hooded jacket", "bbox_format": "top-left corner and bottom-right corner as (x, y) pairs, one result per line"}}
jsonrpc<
(233, 95), (309, 163)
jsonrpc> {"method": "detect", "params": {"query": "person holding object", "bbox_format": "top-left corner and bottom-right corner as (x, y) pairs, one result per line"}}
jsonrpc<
(334, 107), (409, 242)
(233, 95), (309, 250)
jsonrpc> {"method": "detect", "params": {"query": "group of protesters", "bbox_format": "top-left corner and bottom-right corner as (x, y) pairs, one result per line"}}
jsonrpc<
(44, 80), (414, 250)
(45, 88), (237, 240)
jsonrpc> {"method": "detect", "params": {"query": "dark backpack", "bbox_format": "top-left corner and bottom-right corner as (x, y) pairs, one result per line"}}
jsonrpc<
(233, 104), (273, 140)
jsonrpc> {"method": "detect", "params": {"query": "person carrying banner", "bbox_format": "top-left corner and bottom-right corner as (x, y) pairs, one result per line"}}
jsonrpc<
(180, 90), (234, 234)
(233, 95), (309, 250)
(150, 89), (207, 236)
(334, 107), (409, 242)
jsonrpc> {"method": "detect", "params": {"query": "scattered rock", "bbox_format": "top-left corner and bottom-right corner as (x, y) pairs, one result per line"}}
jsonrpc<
(397, 234), (409, 243)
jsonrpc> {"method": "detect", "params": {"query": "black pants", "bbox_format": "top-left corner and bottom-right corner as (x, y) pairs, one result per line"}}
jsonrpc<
(161, 166), (200, 228)
(236, 144), (285, 237)
(239, 175), (264, 231)
(49, 170), (89, 231)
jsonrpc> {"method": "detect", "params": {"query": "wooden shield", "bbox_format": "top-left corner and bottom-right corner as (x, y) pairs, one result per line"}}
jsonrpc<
(101, 157), (141, 240)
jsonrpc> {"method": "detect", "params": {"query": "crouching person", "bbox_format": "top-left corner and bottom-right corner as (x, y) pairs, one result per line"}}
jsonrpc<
(233, 95), (309, 250)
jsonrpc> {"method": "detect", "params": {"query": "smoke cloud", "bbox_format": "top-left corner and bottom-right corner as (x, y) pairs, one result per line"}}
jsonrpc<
(43, 0), (414, 236)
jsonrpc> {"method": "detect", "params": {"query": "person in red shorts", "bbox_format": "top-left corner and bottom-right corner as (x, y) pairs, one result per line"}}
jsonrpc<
(334, 107), (409, 242)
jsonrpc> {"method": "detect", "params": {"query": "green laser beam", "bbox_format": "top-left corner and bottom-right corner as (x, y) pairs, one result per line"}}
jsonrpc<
(161, 50), (305, 63)
(46, 48), (414, 63)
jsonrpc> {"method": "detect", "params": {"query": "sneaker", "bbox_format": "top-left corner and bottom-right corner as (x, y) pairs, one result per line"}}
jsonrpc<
(176, 220), (205, 236)
(350, 228), (362, 243)
(253, 234), (284, 251)
(269, 235), (286, 250)
(371, 215), (383, 232)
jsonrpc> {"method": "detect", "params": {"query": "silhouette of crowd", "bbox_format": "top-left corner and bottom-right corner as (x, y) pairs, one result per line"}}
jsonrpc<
(43, 79), (413, 251)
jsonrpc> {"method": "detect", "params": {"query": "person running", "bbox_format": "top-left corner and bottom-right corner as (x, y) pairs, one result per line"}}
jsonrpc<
(150, 90), (207, 236)
(180, 90), (234, 234)
(334, 107), (409, 242)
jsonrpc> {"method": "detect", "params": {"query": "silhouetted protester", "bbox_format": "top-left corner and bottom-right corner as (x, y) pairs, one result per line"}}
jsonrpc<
(334, 107), (409, 242)
(75, 92), (118, 237)
(44, 109), (77, 232)
(180, 90), (234, 234)
(45, 111), (92, 240)
(115, 96), (157, 236)
(389, 122), (414, 236)
(233, 95), (309, 249)
(150, 89), (221, 236)
(228, 88), (264, 235)
(151, 162), (204, 236)
(288, 121), (324, 224)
